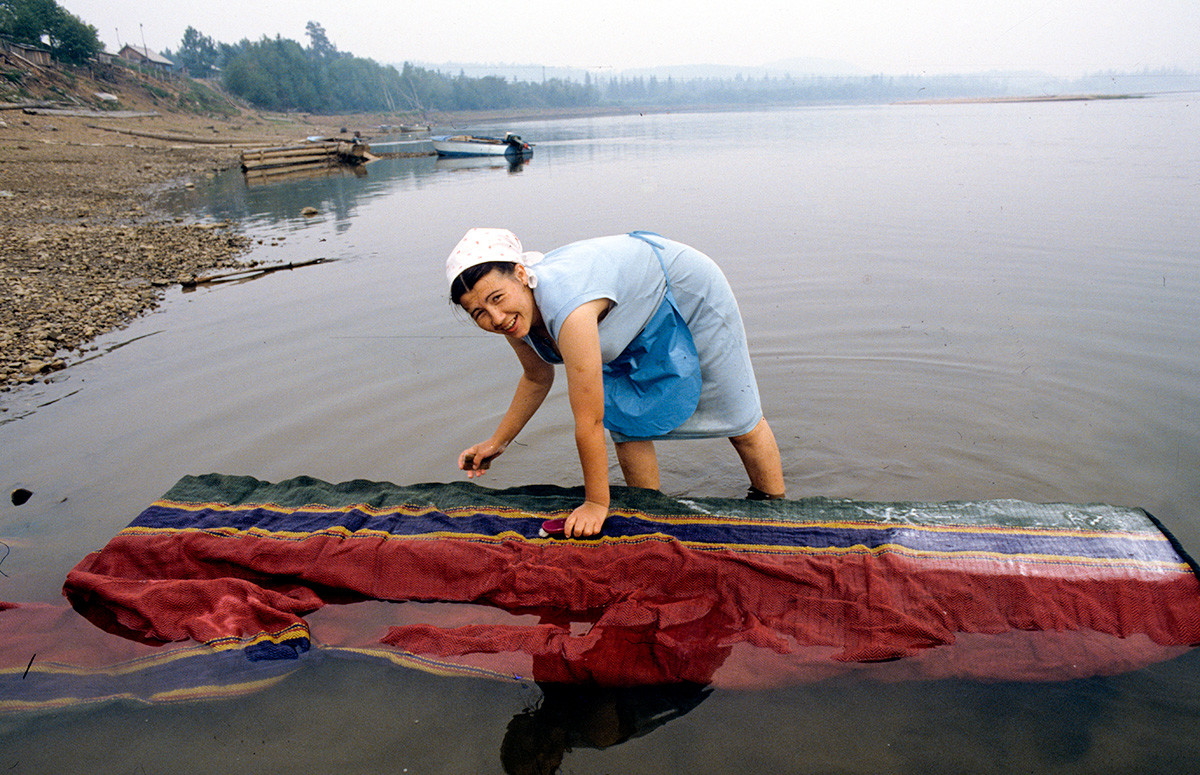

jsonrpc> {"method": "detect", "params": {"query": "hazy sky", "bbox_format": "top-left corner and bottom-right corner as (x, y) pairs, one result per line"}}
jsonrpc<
(66, 0), (1200, 76)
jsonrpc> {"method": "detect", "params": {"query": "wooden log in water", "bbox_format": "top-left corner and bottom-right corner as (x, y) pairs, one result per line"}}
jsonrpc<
(241, 141), (372, 172)
(241, 152), (340, 172)
(244, 163), (368, 187)
(243, 159), (339, 177)
(181, 257), (333, 287)
(242, 145), (338, 158)
(241, 147), (337, 163)
(241, 156), (337, 171)
(240, 142), (346, 169)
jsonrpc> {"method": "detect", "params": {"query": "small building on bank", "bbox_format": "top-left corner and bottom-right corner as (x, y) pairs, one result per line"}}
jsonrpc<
(118, 44), (174, 75)
(0, 37), (53, 68)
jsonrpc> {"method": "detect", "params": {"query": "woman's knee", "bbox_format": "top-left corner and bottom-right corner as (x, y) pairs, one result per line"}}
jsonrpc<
(730, 418), (770, 450)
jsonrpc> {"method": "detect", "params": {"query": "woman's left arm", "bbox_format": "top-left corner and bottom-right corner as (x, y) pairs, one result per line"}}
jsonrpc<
(557, 299), (612, 537)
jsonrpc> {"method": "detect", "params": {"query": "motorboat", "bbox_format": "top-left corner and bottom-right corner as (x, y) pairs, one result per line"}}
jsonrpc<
(431, 132), (533, 158)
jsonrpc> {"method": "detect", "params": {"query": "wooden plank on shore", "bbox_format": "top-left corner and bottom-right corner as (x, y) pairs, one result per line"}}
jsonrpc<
(86, 124), (257, 145)
(0, 101), (64, 110)
(27, 108), (160, 118)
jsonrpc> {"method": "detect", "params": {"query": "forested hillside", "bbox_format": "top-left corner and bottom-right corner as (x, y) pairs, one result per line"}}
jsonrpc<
(168, 22), (598, 115)
(172, 22), (1200, 115)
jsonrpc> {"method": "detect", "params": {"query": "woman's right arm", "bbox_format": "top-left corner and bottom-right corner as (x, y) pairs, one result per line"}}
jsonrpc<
(459, 337), (555, 477)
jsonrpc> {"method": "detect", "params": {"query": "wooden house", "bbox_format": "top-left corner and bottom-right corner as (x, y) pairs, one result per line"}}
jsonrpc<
(118, 44), (174, 74)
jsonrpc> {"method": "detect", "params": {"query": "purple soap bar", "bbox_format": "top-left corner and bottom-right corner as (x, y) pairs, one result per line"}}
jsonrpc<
(539, 517), (567, 537)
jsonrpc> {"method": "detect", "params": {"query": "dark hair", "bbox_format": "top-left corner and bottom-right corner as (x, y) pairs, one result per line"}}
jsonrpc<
(450, 261), (518, 305)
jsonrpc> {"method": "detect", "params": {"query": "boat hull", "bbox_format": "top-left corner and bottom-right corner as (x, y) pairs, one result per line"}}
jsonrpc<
(432, 134), (533, 158)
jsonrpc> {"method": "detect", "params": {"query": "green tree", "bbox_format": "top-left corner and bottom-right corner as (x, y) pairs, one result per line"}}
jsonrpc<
(1, 0), (100, 64)
(45, 10), (98, 64)
(0, 0), (56, 44)
(176, 26), (218, 77)
(304, 20), (336, 58)
(217, 28), (601, 114)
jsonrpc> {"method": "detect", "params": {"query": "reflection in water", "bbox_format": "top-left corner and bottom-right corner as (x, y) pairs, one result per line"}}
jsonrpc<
(243, 160), (369, 188)
(436, 154), (532, 174)
(158, 143), (529, 233)
(501, 683), (710, 775)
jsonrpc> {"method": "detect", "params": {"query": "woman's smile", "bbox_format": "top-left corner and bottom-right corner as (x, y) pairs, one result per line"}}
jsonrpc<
(460, 267), (541, 339)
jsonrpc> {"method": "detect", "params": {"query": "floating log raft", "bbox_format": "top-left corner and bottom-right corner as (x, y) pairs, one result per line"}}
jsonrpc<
(240, 140), (374, 173)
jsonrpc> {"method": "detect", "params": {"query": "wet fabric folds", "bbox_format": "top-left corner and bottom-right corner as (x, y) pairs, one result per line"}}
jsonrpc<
(60, 474), (1200, 688)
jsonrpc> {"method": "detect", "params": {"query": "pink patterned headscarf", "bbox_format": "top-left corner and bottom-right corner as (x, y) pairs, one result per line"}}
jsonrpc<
(445, 228), (544, 288)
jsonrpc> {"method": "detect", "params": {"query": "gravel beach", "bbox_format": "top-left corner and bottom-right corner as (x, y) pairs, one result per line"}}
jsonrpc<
(0, 105), (374, 390)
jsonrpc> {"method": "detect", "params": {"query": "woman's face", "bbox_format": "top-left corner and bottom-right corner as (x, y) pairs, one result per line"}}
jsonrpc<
(458, 266), (541, 339)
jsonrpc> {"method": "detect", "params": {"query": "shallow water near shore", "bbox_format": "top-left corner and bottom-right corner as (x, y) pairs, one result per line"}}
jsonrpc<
(2, 96), (1199, 771)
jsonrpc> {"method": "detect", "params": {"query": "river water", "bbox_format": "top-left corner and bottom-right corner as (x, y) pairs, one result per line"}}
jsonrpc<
(2, 96), (1199, 771)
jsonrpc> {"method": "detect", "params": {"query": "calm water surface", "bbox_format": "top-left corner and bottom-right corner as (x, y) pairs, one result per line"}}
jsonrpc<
(2, 96), (1199, 772)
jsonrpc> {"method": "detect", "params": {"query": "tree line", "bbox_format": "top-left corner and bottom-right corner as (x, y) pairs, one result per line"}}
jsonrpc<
(171, 22), (1018, 115)
(172, 21), (1181, 115)
(169, 22), (599, 114)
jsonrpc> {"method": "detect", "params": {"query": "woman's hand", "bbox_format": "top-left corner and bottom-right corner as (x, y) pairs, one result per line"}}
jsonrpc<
(566, 500), (609, 537)
(458, 440), (505, 478)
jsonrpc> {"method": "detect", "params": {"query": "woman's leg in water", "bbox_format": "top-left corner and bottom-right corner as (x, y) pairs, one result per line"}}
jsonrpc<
(615, 439), (660, 490)
(730, 418), (785, 498)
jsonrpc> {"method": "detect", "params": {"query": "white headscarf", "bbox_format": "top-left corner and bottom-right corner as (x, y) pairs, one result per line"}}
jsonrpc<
(445, 228), (544, 289)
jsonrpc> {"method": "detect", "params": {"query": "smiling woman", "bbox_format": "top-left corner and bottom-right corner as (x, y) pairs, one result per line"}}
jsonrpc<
(446, 228), (785, 538)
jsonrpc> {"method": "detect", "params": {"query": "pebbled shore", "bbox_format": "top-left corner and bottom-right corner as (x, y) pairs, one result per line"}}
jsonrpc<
(0, 101), (643, 391)
(0, 109), (347, 390)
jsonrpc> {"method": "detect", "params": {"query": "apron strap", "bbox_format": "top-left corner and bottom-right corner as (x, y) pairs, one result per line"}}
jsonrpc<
(627, 231), (672, 286)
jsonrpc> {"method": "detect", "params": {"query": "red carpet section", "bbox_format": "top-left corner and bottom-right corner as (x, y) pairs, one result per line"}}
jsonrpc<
(59, 474), (1200, 688)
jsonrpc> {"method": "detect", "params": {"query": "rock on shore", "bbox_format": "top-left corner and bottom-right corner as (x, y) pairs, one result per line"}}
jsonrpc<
(0, 218), (250, 386)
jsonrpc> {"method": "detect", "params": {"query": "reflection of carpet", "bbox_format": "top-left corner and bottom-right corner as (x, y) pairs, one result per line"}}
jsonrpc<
(50, 473), (1200, 691)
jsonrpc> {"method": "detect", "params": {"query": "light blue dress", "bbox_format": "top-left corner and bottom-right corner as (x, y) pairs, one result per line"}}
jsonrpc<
(524, 234), (762, 441)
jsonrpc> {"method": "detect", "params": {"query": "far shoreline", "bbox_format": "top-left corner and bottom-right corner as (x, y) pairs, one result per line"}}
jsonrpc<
(313, 90), (1174, 133)
(895, 93), (1148, 105)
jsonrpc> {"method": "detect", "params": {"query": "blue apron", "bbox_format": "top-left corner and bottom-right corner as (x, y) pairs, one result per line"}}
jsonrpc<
(601, 232), (702, 437)
(524, 232), (702, 438)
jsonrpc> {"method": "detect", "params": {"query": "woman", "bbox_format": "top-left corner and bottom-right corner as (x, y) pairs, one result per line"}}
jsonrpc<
(449, 228), (784, 537)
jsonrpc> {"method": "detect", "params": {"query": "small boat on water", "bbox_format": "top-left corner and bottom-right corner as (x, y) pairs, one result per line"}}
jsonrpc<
(431, 132), (533, 158)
